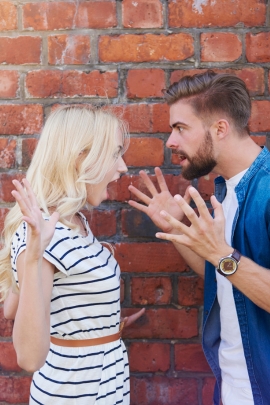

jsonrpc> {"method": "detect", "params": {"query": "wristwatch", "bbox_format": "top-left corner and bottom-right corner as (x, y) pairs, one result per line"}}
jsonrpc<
(217, 249), (241, 277)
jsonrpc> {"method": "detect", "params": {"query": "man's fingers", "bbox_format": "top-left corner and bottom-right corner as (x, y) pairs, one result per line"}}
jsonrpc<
(128, 199), (149, 214)
(128, 185), (151, 205)
(155, 167), (169, 193)
(188, 187), (211, 218)
(160, 209), (190, 234)
(174, 194), (201, 227)
(210, 195), (225, 220)
(139, 170), (158, 196)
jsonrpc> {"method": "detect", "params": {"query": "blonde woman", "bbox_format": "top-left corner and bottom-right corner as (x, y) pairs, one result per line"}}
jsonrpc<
(1, 105), (143, 405)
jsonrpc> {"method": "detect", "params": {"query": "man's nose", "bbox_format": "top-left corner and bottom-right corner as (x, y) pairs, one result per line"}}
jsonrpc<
(166, 130), (179, 149)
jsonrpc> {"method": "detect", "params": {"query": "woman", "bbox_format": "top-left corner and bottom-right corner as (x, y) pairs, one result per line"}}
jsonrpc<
(0, 105), (143, 404)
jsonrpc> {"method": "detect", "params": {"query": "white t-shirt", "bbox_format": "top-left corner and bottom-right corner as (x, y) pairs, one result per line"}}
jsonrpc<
(216, 169), (253, 403)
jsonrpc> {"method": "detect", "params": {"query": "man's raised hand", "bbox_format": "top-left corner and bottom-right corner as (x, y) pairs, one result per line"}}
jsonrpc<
(128, 167), (191, 233)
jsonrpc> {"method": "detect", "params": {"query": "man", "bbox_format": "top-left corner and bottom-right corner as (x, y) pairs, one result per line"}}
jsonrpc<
(128, 71), (270, 405)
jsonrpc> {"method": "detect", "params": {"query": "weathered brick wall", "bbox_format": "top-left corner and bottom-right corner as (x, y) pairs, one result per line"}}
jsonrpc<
(0, 0), (269, 404)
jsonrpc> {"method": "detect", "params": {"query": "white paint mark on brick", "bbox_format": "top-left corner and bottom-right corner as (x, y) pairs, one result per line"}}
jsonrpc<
(192, 0), (208, 14)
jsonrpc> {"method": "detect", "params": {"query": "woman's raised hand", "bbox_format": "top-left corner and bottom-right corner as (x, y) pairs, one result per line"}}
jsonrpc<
(11, 179), (59, 261)
(128, 167), (191, 233)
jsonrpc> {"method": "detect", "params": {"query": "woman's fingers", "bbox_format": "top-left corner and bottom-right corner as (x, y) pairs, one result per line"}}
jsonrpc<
(123, 308), (145, 328)
(128, 185), (151, 205)
(11, 189), (32, 218)
(21, 178), (39, 208)
(12, 180), (32, 212)
(155, 167), (169, 193)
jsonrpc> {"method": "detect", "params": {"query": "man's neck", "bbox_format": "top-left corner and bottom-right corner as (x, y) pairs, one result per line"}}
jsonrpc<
(213, 137), (262, 180)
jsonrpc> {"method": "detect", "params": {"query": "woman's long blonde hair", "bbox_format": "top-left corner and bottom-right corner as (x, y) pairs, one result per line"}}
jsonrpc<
(0, 105), (129, 300)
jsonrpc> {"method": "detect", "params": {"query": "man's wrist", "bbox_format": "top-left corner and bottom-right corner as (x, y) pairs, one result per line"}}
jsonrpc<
(210, 247), (234, 268)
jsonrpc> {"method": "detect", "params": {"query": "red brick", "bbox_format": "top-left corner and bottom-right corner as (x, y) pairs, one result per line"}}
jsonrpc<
(0, 138), (16, 168)
(23, 2), (76, 30)
(0, 342), (20, 372)
(201, 33), (242, 62)
(121, 308), (198, 339)
(26, 70), (118, 98)
(99, 33), (194, 62)
(0, 105), (43, 135)
(202, 378), (216, 405)
(0, 36), (41, 64)
(170, 67), (265, 97)
(250, 100), (270, 132)
(23, 1), (117, 30)
(178, 275), (204, 306)
(76, 1), (117, 29)
(250, 135), (266, 146)
(109, 103), (170, 133)
(168, 0), (266, 28)
(122, 0), (163, 28)
(131, 277), (172, 305)
(127, 69), (165, 98)
(22, 138), (38, 168)
(0, 173), (24, 203)
(0, 1), (17, 31)
(108, 173), (190, 202)
(130, 376), (199, 405)
(197, 172), (219, 201)
(0, 307), (13, 337)
(152, 103), (170, 133)
(0, 208), (9, 233)
(0, 375), (31, 403)
(115, 242), (188, 273)
(124, 137), (164, 166)
(175, 343), (211, 372)
(129, 342), (170, 372)
(48, 35), (91, 65)
(82, 209), (117, 237)
(246, 32), (270, 63)
(121, 209), (159, 238)
(0, 70), (19, 98)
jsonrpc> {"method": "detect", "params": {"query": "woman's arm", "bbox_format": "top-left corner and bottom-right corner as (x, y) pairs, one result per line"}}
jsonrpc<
(4, 288), (19, 320)
(13, 253), (55, 372)
(11, 179), (59, 372)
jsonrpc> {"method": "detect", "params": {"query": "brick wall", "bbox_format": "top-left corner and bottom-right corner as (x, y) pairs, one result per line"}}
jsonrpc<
(0, 0), (269, 404)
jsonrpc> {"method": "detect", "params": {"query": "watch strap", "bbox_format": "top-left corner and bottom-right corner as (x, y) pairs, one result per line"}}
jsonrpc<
(231, 249), (241, 263)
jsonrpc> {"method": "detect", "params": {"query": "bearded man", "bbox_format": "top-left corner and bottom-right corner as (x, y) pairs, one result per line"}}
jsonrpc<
(129, 71), (270, 405)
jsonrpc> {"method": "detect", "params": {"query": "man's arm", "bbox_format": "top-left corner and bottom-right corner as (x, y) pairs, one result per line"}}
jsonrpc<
(128, 167), (205, 277)
(157, 186), (270, 313)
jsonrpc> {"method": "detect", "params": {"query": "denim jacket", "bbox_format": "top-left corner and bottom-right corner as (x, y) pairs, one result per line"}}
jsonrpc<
(203, 147), (270, 405)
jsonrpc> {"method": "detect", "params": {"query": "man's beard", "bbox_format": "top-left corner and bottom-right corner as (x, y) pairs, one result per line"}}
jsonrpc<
(174, 130), (217, 180)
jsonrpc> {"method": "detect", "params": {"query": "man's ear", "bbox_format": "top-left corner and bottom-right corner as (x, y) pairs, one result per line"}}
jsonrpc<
(210, 119), (230, 141)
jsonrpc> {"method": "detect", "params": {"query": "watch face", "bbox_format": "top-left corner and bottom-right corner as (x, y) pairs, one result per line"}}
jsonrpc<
(219, 258), (238, 275)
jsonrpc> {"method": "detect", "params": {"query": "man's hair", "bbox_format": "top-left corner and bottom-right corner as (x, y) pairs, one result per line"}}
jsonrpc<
(164, 70), (251, 135)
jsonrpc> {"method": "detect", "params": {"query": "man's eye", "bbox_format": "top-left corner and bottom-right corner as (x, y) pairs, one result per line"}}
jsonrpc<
(177, 127), (183, 133)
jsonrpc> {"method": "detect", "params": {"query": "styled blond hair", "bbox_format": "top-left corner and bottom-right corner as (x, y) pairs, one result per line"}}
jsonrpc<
(0, 105), (129, 300)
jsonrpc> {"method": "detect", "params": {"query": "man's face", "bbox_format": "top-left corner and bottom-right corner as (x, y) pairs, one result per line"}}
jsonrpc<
(167, 100), (217, 180)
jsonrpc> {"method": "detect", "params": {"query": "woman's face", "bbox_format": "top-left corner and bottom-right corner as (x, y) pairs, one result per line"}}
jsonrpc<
(86, 131), (128, 207)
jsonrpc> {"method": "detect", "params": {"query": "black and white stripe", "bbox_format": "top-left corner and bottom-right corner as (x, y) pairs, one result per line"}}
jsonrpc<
(11, 213), (129, 405)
